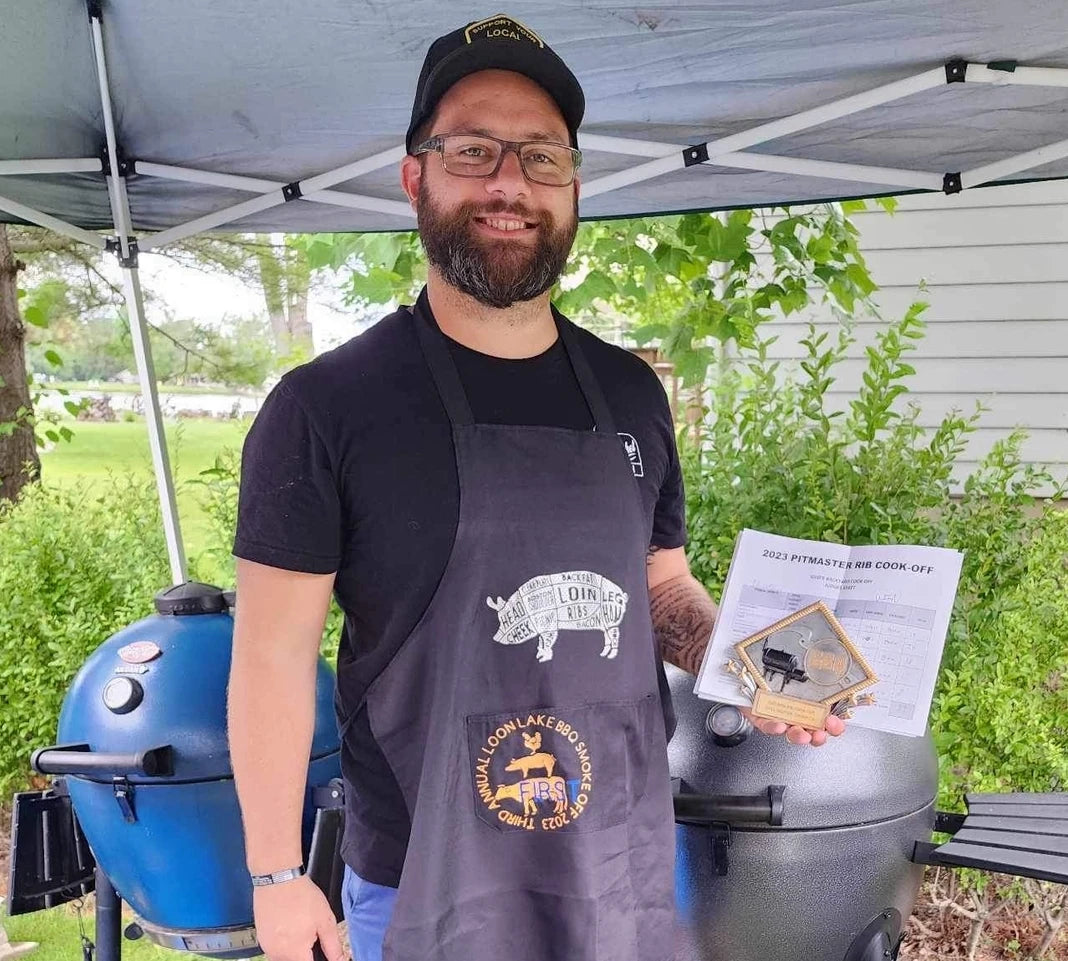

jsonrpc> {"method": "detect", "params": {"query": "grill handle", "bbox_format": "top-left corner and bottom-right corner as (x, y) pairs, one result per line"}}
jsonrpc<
(673, 785), (785, 826)
(31, 743), (174, 778)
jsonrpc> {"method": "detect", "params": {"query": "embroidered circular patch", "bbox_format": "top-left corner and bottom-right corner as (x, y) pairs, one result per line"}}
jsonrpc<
(473, 712), (592, 833)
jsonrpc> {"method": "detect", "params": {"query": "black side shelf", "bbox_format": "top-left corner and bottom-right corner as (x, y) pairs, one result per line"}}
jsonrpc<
(913, 792), (1068, 884)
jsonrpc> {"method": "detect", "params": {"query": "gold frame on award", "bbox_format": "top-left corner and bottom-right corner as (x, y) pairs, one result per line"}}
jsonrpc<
(726, 601), (879, 729)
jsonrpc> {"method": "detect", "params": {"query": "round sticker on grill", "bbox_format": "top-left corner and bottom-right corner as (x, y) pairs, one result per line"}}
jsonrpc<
(118, 640), (162, 664)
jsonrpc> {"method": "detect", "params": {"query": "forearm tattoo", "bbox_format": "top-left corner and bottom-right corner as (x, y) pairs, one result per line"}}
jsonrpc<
(649, 574), (717, 676)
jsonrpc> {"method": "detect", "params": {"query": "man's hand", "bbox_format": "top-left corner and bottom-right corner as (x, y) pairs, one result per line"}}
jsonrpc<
(253, 876), (345, 961)
(742, 709), (846, 747)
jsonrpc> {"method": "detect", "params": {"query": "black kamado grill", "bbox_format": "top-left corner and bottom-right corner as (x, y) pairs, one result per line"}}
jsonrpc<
(7, 595), (1068, 961)
(666, 663), (1068, 960)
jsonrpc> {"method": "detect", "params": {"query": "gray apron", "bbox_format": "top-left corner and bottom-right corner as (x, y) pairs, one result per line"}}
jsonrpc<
(359, 303), (675, 961)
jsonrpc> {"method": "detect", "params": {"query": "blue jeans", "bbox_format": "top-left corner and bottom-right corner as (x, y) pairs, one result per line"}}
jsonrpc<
(341, 865), (398, 961)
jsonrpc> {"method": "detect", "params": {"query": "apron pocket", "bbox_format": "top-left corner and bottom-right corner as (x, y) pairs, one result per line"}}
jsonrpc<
(466, 694), (661, 835)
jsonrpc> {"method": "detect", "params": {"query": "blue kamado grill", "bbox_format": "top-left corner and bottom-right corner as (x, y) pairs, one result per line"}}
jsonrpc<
(8, 582), (345, 959)
(7, 587), (1068, 961)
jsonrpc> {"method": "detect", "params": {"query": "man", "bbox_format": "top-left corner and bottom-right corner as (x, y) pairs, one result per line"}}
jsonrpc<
(228, 15), (844, 961)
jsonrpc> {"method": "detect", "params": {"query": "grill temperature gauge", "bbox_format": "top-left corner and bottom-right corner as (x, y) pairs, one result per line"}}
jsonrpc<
(102, 676), (144, 714)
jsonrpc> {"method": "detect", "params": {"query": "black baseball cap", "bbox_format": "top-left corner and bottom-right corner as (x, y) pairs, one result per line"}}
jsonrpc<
(406, 14), (585, 154)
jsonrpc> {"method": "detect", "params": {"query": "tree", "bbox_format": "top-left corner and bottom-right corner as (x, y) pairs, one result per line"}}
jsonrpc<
(296, 201), (891, 384)
(257, 235), (312, 363)
(0, 226), (304, 501)
(0, 224), (40, 503)
(166, 233), (315, 363)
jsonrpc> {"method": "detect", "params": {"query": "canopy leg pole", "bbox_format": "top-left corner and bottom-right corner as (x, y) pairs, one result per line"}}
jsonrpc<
(120, 262), (188, 585)
(88, 0), (186, 584)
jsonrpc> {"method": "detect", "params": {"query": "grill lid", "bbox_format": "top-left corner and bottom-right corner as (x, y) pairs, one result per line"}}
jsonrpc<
(666, 663), (938, 829)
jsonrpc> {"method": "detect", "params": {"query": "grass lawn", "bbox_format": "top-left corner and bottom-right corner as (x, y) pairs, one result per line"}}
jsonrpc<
(4, 899), (348, 961)
(3, 901), (173, 961)
(38, 417), (250, 567)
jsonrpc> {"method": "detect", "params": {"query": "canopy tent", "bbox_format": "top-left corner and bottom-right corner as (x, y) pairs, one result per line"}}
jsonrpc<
(3, 0), (1068, 582)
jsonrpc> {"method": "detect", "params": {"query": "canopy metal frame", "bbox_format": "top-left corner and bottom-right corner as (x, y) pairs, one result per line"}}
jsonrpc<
(3, 2), (1068, 583)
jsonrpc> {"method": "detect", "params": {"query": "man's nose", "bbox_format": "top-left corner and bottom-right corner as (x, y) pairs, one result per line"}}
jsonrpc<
(485, 147), (530, 198)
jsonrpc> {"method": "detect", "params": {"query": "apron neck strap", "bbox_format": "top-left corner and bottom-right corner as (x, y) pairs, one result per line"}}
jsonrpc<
(553, 306), (616, 434)
(411, 290), (616, 434)
(412, 295), (475, 427)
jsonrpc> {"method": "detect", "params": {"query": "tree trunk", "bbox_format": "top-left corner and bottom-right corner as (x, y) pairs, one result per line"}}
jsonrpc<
(285, 246), (313, 357)
(0, 223), (40, 504)
(257, 239), (314, 359)
(256, 245), (289, 348)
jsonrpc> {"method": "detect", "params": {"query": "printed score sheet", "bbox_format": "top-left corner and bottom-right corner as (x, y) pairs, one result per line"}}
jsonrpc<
(694, 530), (963, 736)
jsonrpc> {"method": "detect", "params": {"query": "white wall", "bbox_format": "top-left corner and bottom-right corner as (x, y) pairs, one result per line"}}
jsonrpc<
(762, 179), (1068, 493)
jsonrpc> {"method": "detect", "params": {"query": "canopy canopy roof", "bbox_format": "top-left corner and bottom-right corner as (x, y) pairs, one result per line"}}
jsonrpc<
(3, 0), (1068, 242)
(3, 0), (1067, 584)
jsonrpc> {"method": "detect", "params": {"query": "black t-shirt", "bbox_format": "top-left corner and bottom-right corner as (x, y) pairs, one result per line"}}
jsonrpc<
(233, 289), (687, 886)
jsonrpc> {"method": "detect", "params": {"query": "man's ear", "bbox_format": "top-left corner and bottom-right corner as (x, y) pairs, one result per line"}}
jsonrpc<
(400, 155), (421, 210)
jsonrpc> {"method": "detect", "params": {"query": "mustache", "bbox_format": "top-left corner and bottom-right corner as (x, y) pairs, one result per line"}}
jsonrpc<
(463, 201), (544, 226)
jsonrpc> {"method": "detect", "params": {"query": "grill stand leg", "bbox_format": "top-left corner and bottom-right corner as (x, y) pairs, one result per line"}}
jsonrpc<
(94, 869), (121, 961)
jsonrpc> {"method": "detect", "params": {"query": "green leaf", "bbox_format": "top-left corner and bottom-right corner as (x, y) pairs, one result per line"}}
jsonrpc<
(631, 323), (671, 346)
(23, 305), (50, 328)
(840, 199), (868, 214)
(653, 243), (688, 278)
(351, 266), (401, 305)
(59, 426), (74, 442)
(44, 349), (63, 367)
(671, 346), (714, 386)
(703, 211), (752, 262)
(629, 245), (659, 274)
(64, 401), (83, 418)
(577, 270), (616, 303)
(845, 262), (877, 296)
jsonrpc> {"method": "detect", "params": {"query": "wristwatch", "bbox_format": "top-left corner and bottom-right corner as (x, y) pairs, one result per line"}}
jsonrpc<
(250, 865), (306, 887)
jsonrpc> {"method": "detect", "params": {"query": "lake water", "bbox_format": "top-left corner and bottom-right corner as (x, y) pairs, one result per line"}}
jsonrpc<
(37, 389), (265, 418)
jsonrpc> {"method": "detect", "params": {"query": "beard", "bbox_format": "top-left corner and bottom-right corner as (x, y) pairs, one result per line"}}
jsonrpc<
(416, 179), (578, 310)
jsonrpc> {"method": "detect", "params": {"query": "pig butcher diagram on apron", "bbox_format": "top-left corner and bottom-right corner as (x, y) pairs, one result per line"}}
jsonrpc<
(486, 570), (630, 662)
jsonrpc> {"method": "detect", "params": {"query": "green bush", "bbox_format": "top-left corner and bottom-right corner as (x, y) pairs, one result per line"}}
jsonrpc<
(0, 478), (170, 796)
(0, 448), (345, 795)
(932, 508), (1068, 806)
(682, 304), (1068, 808)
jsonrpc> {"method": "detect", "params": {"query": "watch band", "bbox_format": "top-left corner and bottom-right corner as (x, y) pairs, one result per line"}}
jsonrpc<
(250, 865), (305, 887)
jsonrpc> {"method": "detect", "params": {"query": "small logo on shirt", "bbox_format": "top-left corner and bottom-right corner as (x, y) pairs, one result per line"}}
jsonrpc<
(618, 432), (644, 477)
(486, 570), (629, 663)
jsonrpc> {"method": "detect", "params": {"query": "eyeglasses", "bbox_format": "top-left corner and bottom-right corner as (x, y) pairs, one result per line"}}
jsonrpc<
(413, 133), (582, 187)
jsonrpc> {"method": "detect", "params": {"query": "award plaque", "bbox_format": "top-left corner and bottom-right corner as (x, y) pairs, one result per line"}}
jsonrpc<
(724, 601), (878, 729)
